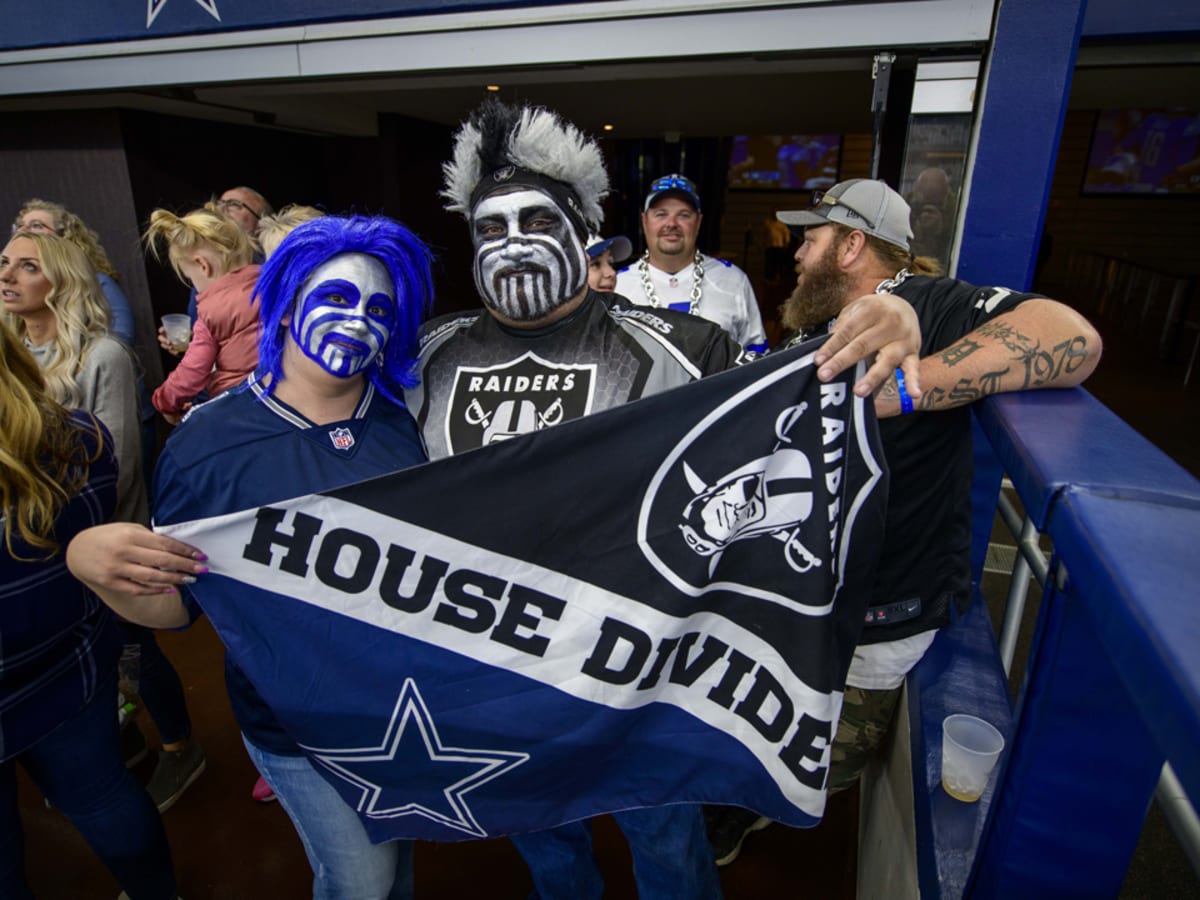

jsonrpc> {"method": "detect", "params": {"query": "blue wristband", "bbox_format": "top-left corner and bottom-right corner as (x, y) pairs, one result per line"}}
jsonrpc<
(894, 367), (914, 415)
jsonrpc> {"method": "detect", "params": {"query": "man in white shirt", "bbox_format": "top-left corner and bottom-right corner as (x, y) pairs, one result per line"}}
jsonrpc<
(615, 174), (768, 353)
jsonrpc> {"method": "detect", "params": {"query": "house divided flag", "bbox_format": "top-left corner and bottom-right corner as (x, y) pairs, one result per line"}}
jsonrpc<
(159, 341), (887, 842)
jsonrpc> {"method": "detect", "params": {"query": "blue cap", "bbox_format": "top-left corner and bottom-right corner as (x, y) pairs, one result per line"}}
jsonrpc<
(586, 234), (633, 262)
(644, 174), (701, 212)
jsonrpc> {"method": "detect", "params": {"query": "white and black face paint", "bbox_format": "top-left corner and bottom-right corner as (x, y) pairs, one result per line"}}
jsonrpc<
(290, 253), (395, 378)
(471, 189), (588, 321)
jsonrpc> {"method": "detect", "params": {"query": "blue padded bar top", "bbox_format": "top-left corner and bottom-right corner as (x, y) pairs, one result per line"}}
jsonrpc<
(975, 388), (1200, 528)
(1048, 487), (1200, 801)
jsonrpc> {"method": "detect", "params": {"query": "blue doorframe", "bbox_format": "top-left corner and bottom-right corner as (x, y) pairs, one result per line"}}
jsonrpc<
(955, 0), (1088, 290)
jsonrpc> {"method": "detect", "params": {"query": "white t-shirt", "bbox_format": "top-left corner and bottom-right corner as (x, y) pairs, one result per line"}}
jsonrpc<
(845, 630), (938, 691)
(614, 254), (767, 352)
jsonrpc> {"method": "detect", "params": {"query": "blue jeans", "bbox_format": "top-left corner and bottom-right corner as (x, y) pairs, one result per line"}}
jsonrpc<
(510, 805), (723, 900)
(243, 736), (413, 900)
(119, 623), (192, 745)
(0, 673), (176, 900)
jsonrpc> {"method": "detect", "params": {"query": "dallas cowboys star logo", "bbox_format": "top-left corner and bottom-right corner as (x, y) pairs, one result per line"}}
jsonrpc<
(301, 678), (529, 838)
(147, 0), (221, 28)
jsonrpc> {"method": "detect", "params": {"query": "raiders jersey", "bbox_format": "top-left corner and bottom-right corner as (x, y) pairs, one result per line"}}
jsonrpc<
(614, 254), (768, 353)
(406, 291), (748, 461)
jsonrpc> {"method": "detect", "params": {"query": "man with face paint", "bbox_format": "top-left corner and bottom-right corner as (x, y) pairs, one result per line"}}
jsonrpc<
(405, 100), (925, 900)
(66, 216), (435, 900)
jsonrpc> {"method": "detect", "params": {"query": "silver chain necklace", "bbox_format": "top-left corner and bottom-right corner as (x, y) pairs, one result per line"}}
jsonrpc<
(637, 250), (704, 314)
(875, 268), (914, 294)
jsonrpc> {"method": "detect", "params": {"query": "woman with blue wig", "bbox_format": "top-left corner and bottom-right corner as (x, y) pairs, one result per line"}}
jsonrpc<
(65, 214), (435, 900)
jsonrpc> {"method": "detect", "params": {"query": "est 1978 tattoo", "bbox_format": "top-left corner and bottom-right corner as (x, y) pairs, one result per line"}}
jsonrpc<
(919, 314), (1092, 411)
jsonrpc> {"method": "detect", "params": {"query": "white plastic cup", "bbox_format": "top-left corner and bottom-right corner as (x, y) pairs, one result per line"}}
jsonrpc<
(161, 314), (192, 352)
(941, 713), (1005, 802)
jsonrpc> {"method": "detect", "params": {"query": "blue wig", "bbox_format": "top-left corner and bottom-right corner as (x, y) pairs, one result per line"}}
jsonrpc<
(255, 215), (434, 402)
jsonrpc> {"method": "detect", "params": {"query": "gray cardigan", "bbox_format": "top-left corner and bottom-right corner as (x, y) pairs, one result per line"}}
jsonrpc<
(28, 335), (150, 525)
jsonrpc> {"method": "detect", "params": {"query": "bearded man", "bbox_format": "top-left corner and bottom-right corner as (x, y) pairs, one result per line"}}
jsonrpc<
(706, 178), (1103, 866)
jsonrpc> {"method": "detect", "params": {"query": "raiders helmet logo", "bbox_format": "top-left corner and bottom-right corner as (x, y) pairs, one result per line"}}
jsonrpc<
(492, 165), (516, 182)
(638, 362), (873, 614)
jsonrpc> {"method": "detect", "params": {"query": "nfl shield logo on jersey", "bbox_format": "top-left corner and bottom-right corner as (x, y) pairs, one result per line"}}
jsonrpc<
(328, 427), (355, 451)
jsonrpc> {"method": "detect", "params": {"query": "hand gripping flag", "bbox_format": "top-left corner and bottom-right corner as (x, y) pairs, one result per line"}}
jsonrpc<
(159, 341), (886, 842)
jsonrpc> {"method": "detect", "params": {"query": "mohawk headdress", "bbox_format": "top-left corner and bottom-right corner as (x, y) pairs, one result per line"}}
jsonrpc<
(441, 99), (609, 239)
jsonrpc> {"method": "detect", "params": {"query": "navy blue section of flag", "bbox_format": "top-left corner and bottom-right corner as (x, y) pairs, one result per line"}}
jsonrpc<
(161, 342), (887, 842)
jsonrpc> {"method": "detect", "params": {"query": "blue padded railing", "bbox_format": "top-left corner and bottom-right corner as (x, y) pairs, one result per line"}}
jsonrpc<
(907, 386), (1200, 898)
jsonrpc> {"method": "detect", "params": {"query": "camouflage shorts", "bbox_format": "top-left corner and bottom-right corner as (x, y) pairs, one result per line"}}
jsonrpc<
(826, 684), (903, 795)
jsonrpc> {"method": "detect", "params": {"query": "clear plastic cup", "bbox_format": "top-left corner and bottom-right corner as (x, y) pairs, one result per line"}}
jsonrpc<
(161, 313), (192, 352)
(941, 713), (1005, 802)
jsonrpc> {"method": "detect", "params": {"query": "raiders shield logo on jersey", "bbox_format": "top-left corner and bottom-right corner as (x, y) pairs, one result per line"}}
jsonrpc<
(445, 351), (597, 454)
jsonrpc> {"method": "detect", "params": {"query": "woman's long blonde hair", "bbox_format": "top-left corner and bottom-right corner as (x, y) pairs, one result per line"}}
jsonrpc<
(144, 208), (255, 284)
(14, 198), (121, 281)
(1, 232), (113, 408)
(0, 318), (104, 558)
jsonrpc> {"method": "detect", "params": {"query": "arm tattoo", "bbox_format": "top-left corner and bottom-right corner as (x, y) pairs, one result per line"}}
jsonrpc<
(977, 319), (1033, 355)
(1017, 336), (1090, 388)
(939, 338), (981, 367)
(917, 386), (944, 410)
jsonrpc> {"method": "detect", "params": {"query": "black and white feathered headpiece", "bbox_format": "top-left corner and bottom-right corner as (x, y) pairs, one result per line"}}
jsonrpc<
(441, 100), (609, 239)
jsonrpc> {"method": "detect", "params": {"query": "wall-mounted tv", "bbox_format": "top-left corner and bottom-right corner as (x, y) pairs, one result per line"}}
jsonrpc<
(728, 134), (841, 191)
(1083, 108), (1200, 195)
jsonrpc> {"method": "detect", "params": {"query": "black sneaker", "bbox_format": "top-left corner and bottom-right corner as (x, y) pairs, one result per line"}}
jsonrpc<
(147, 741), (207, 813)
(705, 806), (772, 866)
(121, 720), (150, 769)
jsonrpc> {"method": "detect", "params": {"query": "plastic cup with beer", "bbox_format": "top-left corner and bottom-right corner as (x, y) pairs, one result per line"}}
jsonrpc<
(941, 713), (1005, 802)
(161, 314), (193, 353)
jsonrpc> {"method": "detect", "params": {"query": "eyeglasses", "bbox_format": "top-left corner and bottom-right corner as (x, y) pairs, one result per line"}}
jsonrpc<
(11, 219), (59, 236)
(217, 197), (263, 220)
(811, 190), (876, 230)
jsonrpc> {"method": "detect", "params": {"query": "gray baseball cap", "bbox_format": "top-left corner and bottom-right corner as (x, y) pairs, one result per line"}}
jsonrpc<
(777, 179), (913, 251)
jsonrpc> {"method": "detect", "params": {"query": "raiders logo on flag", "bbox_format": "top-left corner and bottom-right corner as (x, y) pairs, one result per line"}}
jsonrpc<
(639, 358), (874, 614)
(444, 351), (596, 454)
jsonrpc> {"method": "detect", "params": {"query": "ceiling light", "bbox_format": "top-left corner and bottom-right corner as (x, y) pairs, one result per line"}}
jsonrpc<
(603, 124), (614, 131)
(486, 84), (501, 92)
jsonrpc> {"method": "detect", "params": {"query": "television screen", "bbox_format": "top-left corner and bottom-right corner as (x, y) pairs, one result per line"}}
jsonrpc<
(1083, 108), (1200, 195)
(728, 134), (841, 191)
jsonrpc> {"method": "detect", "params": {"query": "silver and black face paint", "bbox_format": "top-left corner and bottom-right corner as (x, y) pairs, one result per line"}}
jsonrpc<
(470, 188), (588, 322)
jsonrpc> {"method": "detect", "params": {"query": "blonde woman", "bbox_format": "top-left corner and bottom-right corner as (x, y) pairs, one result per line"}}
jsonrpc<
(0, 320), (178, 899)
(0, 231), (147, 524)
(145, 208), (260, 422)
(12, 199), (137, 346)
(1, 231), (205, 811)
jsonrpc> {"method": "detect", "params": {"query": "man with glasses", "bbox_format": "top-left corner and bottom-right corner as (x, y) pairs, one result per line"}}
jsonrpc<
(214, 186), (273, 235)
(615, 174), (768, 354)
(705, 177), (1103, 866)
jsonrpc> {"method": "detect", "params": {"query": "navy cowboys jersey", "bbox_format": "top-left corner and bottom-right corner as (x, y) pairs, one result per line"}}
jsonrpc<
(153, 373), (427, 754)
(406, 291), (748, 460)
